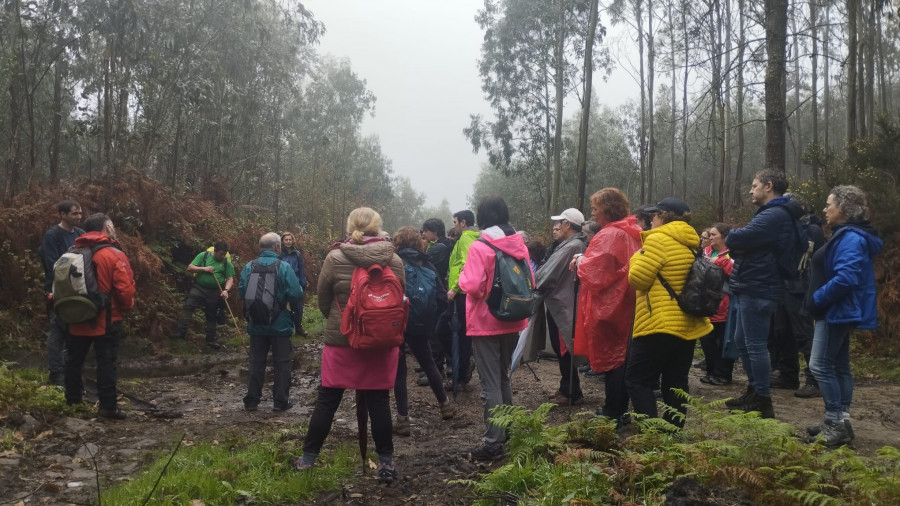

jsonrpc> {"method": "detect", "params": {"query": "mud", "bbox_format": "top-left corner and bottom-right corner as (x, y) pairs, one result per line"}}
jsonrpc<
(3, 341), (900, 505)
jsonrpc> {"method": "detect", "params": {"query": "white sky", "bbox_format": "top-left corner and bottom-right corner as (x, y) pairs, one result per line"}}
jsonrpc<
(305, 0), (639, 212)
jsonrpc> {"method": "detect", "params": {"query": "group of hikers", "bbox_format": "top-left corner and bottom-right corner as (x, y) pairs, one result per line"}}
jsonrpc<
(40, 167), (881, 485)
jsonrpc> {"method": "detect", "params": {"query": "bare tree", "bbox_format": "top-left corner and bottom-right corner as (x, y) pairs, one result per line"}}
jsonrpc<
(765, 0), (788, 172)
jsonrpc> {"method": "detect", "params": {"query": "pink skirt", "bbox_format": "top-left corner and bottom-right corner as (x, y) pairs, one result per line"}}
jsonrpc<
(320, 345), (399, 390)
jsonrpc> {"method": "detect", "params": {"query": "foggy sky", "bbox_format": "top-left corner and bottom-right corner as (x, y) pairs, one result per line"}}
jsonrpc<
(306, 0), (638, 213)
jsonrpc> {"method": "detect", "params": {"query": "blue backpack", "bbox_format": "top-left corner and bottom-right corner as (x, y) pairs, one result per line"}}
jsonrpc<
(403, 261), (439, 337)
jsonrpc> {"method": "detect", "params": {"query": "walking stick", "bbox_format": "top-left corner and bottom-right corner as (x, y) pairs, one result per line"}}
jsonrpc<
(213, 274), (248, 351)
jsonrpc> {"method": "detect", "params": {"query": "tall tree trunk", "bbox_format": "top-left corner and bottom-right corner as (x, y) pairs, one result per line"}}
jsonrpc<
(103, 38), (113, 178)
(552, 1), (565, 211)
(669, 0), (676, 197)
(856, 2), (866, 139)
(636, 0), (647, 203)
(723, 0), (733, 214)
(846, 0), (858, 143)
(824, 1), (831, 150)
(712, 0), (725, 219)
(647, 0), (656, 202)
(809, 0), (819, 182)
(576, 0), (600, 211)
(876, 11), (887, 113)
(733, 0), (746, 207)
(791, 7), (802, 178)
(865, 1), (875, 135)
(681, 0), (689, 201)
(764, 0), (788, 172)
(50, 57), (64, 184)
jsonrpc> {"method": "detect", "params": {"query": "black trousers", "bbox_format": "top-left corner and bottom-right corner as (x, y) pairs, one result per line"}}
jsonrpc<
(699, 321), (736, 380)
(770, 291), (815, 385)
(625, 333), (694, 428)
(437, 295), (473, 385)
(65, 321), (121, 411)
(303, 387), (393, 460)
(547, 311), (582, 400)
(243, 334), (293, 409)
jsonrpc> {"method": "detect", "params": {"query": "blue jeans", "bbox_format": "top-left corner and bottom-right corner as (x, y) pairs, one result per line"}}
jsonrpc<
(732, 294), (779, 397)
(809, 321), (854, 421)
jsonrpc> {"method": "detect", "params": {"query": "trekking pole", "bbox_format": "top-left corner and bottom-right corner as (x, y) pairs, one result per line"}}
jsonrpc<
(213, 275), (248, 351)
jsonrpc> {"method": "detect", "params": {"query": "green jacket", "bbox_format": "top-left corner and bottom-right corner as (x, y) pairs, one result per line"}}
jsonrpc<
(238, 250), (303, 336)
(448, 228), (479, 293)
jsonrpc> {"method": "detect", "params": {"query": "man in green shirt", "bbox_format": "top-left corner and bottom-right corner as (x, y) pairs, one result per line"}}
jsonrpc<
(173, 242), (235, 349)
(445, 210), (479, 391)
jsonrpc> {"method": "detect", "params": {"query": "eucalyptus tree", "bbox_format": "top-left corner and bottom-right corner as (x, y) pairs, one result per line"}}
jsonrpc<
(465, 0), (599, 213)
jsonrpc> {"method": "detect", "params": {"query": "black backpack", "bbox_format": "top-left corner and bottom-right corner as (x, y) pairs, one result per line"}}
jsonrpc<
(774, 206), (811, 282)
(657, 246), (726, 318)
(243, 259), (282, 325)
(478, 238), (535, 322)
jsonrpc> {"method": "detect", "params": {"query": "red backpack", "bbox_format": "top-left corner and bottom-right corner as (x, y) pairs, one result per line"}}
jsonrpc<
(339, 263), (408, 349)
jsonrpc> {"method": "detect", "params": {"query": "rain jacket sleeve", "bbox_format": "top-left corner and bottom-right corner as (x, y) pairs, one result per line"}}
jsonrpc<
(447, 230), (477, 293)
(317, 252), (337, 318)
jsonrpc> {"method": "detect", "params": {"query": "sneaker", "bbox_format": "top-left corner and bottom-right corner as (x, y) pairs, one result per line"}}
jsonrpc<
(417, 373), (429, 387)
(813, 419), (853, 447)
(377, 462), (398, 484)
(97, 407), (127, 420)
(439, 400), (456, 420)
(725, 386), (755, 410)
(770, 376), (800, 390)
(700, 375), (732, 386)
(794, 384), (822, 398)
(467, 444), (505, 462)
(273, 400), (294, 412)
(393, 415), (411, 436)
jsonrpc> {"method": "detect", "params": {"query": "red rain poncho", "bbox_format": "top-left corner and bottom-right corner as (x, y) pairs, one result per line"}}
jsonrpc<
(573, 216), (642, 372)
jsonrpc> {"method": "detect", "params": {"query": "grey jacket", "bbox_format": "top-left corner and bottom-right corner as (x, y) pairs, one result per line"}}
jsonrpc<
(534, 233), (586, 350)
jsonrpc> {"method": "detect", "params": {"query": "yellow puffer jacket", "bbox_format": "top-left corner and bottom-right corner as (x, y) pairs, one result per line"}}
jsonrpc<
(628, 220), (713, 340)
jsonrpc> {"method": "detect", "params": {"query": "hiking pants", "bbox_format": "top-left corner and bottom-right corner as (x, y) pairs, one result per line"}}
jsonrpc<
(625, 332), (694, 428)
(174, 284), (219, 341)
(303, 387), (393, 463)
(472, 332), (517, 447)
(47, 312), (69, 379)
(547, 311), (582, 401)
(65, 322), (121, 411)
(243, 334), (292, 410)
(733, 294), (779, 397)
(288, 298), (304, 332)
(394, 334), (447, 416)
(770, 291), (815, 385)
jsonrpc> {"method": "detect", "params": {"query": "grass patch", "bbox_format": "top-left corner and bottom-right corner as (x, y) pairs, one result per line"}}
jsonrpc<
(0, 362), (91, 417)
(102, 428), (357, 505)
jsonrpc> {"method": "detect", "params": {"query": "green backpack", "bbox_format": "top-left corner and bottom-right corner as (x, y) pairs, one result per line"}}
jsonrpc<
(51, 244), (113, 324)
(478, 238), (535, 322)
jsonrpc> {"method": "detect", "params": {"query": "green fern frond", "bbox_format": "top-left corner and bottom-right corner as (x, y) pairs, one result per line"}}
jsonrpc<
(782, 488), (841, 506)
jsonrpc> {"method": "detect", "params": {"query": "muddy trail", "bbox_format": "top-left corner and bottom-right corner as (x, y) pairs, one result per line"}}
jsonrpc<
(3, 341), (900, 505)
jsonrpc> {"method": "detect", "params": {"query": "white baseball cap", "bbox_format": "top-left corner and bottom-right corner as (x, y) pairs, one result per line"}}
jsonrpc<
(550, 208), (585, 226)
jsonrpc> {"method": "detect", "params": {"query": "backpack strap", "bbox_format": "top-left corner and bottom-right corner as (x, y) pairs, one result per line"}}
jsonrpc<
(89, 243), (115, 330)
(656, 244), (699, 301)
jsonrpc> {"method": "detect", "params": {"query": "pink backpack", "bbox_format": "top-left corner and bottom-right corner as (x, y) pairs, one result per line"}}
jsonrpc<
(340, 264), (407, 349)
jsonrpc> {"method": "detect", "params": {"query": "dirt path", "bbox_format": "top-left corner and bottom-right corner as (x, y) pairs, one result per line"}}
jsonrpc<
(3, 343), (900, 505)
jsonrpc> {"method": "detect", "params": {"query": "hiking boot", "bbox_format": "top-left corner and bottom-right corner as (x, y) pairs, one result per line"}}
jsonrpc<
(578, 364), (591, 373)
(244, 404), (258, 412)
(467, 444), (505, 462)
(794, 384), (822, 398)
(693, 359), (707, 370)
(814, 419), (853, 447)
(292, 456), (314, 471)
(439, 400), (456, 420)
(376, 462), (398, 484)
(807, 419), (854, 440)
(417, 373), (429, 387)
(770, 376), (800, 390)
(549, 392), (585, 406)
(584, 369), (604, 379)
(206, 340), (221, 351)
(273, 399), (294, 412)
(393, 415), (411, 436)
(295, 327), (308, 337)
(97, 407), (127, 420)
(744, 393), (775, 419)
(725, 386), (755, 410)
